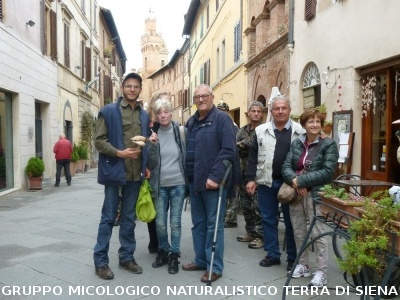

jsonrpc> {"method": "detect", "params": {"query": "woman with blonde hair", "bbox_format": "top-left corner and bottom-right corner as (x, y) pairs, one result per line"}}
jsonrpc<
(147, 98), (187, 274)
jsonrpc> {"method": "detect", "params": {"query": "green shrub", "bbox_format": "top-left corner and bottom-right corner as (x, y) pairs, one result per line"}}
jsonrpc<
(26, 157), (45, 178)
(77, 142), (88, 160)
(71, 147), (79, 162)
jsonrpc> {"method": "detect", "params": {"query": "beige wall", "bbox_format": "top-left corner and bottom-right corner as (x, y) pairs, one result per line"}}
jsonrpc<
(290, 0), (400, 175)
(190, 0), (248, 127)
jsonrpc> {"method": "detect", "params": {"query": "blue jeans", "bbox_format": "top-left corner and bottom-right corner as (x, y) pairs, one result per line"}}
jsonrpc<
(257, 180), (296, 261)
(154, 185), (186, 254)
(93, 181), (140, 267)
(189, 183), (227, 275)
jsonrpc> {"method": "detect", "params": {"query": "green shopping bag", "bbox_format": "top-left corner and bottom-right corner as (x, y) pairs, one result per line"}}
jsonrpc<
(136, 179), (156, 222)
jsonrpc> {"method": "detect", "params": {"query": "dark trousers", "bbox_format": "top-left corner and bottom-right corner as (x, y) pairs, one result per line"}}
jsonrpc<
(55, 159), (71, 185)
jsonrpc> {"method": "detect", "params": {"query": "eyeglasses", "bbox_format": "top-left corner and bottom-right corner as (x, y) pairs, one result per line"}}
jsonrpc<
(193, 94), (211, 101)
(124, 85), (142, 90)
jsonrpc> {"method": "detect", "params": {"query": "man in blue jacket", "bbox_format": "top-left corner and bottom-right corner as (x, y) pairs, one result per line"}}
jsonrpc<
(93, 73), (150, 280)
(182, 84), (236, 283)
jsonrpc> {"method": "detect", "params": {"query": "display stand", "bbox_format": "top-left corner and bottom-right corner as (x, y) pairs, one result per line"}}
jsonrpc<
(335, 132), (355, 177)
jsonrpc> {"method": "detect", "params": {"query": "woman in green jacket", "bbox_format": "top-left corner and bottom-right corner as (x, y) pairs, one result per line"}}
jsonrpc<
(282, 108), (339, 287)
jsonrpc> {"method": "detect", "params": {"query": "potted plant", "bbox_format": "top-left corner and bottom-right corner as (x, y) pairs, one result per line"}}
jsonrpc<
(103, 46), (113, 59)
(315, 103), (327, 119)
(323, 120), (333, 135)
(319, 184), (364, 226)
(103, 42), (114, 59)
(338, 194), (400, 292)
(70, 147), (79, 177)
(26, 156), (45, 190)
(290, 114), (300, 123)
(77, 142), (89, 172)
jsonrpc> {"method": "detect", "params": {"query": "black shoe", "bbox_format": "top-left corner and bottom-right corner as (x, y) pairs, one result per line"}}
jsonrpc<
(148, 243), (158, 254)
(95, 264), (114, 280)
(67, 182), (71, 186)
(113, 213), (121, 226)
(54, 184), (60, 187)
(287, 259), (295, 272)
(152, 249), (169, 268)
(259, 256), (281, 267)
(168, 252), (180, 274)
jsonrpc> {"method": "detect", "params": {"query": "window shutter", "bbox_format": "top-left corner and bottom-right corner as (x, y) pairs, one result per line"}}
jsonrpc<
(0, 0), (3, 21)
(81, 42), (85, 78)
(203, 62), (207, 85)
(207, 59), (211, 85)
(85, 47), (91, 81)
(50, 10), (57, 61)
(305, 0), (316, 21)
(200, 66), (204, 84)
(234, 22), (241, 63)
(94, 59), (98, 90)
(104, 75), (111, 99)
(42, 2), (46, 55)
(64, 23), (70, 68)
(112, 47), (116, 66)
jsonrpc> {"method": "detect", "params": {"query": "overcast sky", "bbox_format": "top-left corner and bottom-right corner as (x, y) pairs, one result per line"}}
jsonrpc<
(99, 0), (191, 73)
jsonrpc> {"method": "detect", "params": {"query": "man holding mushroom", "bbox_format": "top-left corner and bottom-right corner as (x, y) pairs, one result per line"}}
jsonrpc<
(93, 72), (150, 280)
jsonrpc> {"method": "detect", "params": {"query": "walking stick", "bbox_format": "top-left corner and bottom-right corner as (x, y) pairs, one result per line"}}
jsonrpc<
(207, 159), (233, 286)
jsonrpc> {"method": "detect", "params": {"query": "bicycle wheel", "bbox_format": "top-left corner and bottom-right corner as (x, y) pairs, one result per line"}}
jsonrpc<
(332, 229), (350, 260)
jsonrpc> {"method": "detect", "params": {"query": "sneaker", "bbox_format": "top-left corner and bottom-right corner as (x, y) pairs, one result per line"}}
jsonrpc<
(95, 264), (114, 280)
(152, 250), (168, 268)
(286, 259), (295, 272)
(248, 238), (263, 249)
(237, 234), (254, 242)
(308, 271), (327, 287)
(119, 260), (143, 274)
(259, 256), (281, 267)
(167, 252), (180, 274)
(291, 264), (311, 278)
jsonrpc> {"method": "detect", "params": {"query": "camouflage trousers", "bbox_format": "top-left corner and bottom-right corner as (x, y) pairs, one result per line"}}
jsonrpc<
(289, 192), (328, 272)
(224, 187), (239, 224)
(238, 184), (263, 239)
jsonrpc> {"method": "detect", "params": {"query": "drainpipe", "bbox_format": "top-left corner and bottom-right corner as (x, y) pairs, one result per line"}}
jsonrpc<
(288, 0), (295, 107)
(288, 0), (295, 50)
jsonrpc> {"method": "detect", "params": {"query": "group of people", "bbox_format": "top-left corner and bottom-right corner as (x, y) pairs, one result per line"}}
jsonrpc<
(91, 72), (339, 287)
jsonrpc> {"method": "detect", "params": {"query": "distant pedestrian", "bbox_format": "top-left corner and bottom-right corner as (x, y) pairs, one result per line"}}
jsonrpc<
(53, 134), (72, 187)
(93, 72), (150, 280)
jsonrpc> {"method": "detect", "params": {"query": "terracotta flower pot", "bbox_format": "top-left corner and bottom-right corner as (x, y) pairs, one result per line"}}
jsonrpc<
(323, 124), (332, 135)
(28, 176), (43, 190)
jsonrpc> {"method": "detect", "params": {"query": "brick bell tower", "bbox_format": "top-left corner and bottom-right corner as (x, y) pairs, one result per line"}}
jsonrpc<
(140, 16), (169, 105)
